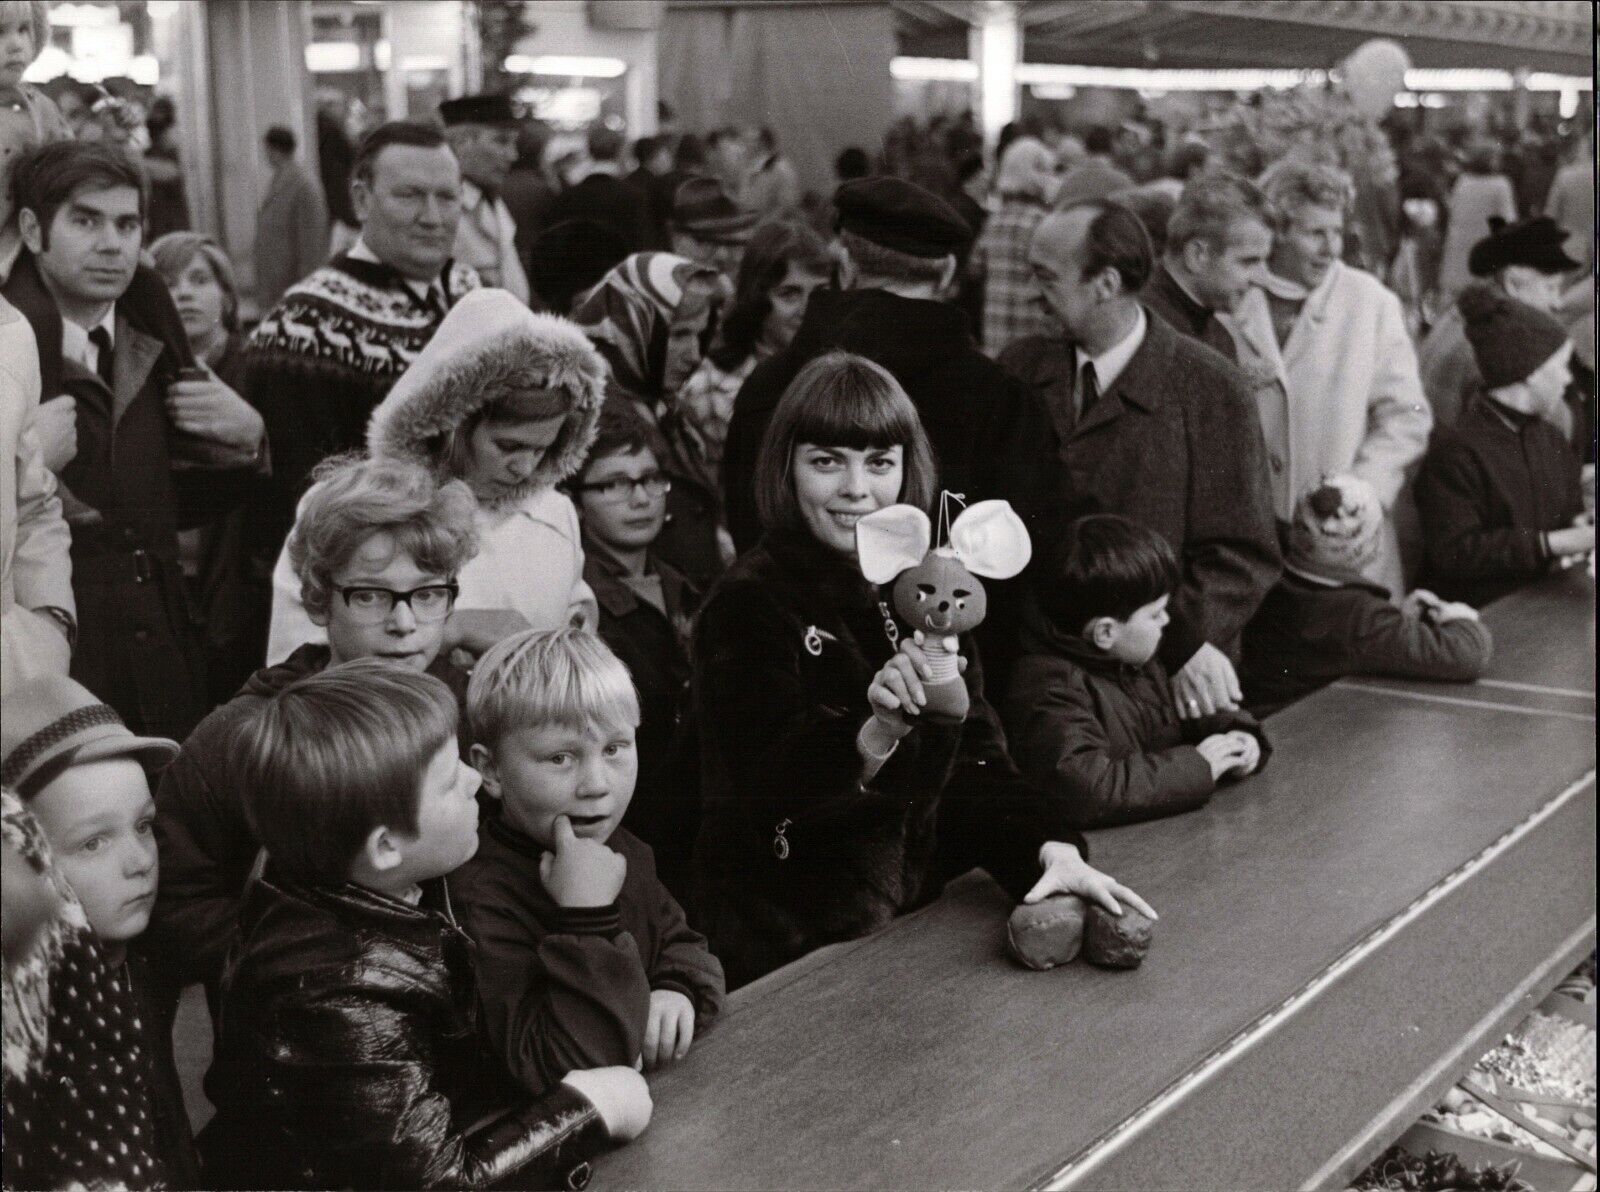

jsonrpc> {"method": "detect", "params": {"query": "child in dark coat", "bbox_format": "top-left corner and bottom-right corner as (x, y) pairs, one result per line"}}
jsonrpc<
(1243, 474), (1494, 716)
(453, 629), (724, 1097)
(1416, 283), (1592, 607)
(200, 661), (649, 1190)
(569, 401), (700, 900)
(1003, 515), (1269, 829)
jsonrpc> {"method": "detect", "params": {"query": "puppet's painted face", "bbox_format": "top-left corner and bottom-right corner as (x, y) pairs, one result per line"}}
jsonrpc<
(891, 550), (987, 635)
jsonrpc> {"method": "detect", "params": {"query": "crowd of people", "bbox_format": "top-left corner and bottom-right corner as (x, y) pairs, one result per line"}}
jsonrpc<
(1, 0), (1595, 1183)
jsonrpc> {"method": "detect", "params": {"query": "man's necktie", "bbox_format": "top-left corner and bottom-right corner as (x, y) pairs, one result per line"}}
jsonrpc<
(88, 326), (114, 390)
(1078, 359), (1100, 421)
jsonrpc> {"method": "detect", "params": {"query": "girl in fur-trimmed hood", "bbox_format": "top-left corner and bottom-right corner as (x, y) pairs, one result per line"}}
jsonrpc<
(266, 289), (606, 663)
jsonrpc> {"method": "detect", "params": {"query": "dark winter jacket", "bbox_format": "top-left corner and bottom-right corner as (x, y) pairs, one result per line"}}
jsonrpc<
(549, 173), (652, 256)
(1242, 568), (1495, 716)
(1000, 313), (1281, 671)
(199, 868), (609, 1190)
(690, 530), (1087, 988)
(452, 814), (724, 1095)
(1415, 393), (1585, 607)
(583, 533), (700, 898)
(149, 644), (469, 994)
(4, 252), (228, 741)
(721, 288), (1060, 555)
(1140, 263), (1239, 364)
(1003, 611), (1270, 830)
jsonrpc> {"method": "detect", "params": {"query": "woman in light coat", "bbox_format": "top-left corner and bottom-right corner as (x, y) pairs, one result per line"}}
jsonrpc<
(1223, 160), (1432, 595)
(267, 288), (602, 661)
(0, 294), (73, 686)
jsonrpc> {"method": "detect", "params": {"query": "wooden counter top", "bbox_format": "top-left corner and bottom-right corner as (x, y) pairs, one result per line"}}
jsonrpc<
(594, 574), (1596, 1190)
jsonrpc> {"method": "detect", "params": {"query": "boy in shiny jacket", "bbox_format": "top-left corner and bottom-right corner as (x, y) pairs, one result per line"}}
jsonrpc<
(453, 630), (724, 1097)
(1004, 515), (1270, 830)
(200, 660), (649, 1190)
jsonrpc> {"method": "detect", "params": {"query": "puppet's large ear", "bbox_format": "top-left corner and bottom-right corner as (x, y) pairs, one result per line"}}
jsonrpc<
(949, 500), (1032, 579)
(856, 505), (931, 584)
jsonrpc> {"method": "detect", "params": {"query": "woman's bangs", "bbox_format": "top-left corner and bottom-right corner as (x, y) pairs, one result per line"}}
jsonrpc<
(791, 384), (917, 452)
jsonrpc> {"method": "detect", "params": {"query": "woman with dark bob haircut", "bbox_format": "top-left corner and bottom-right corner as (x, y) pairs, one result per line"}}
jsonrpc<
(689, 351), (1154, 987)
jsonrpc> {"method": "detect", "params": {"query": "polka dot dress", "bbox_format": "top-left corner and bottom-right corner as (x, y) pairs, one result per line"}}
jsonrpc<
(3, 796), (168, 1190)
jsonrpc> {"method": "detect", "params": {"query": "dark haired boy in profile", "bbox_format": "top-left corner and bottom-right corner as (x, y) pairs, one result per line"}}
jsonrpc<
(1003, 515), (1270, 830)
(200, 659), (650, 1191)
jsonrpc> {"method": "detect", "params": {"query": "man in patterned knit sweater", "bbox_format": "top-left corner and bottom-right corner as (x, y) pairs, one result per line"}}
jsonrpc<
(245, 120), (479, 545)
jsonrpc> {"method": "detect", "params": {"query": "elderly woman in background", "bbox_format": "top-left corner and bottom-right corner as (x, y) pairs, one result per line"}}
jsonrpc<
(267, 288), (604, 663)
(969, 136), (1059, 356)
(1224, 160), (1431, 595)
(150, 232), (271, 702)
(572, 251), (733, 586)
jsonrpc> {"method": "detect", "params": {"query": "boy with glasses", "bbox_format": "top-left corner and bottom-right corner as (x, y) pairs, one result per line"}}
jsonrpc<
(149, 453), (480, 999)
(568, 401), (700, 899)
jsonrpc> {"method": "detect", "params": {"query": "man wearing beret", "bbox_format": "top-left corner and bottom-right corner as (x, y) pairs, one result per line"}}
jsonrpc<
(439, 94), (530, 304)
(1418, 215), (1584, 435)
(721, 174), (1061, 683)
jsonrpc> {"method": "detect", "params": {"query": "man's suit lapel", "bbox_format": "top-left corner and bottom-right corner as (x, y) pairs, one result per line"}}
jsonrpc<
(112, 313), (163, 428)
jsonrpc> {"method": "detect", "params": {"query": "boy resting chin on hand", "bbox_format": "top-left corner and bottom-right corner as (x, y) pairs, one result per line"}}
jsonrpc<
(453, 629), (725, 1093)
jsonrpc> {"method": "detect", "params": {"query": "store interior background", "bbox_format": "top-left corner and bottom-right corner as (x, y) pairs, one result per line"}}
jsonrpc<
(25, 0), (1594, 319)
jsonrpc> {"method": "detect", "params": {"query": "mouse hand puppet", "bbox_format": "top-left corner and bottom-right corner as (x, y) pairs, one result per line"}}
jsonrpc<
(857, 498), (1032, 725)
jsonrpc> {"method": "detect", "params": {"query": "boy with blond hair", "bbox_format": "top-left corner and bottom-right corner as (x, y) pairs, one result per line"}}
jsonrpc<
(454, 629), (724, 1095)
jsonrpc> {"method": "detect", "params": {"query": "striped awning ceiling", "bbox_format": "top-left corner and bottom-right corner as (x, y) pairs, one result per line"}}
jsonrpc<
(892, 0), (1595, 74)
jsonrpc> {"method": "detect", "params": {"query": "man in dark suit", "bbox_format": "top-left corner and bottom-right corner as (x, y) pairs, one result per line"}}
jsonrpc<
(6, 142), (266, 739)
(1001, 201), (1279, 723)
(1141, 172), (1272, 363)
(550, 124), (652, 254)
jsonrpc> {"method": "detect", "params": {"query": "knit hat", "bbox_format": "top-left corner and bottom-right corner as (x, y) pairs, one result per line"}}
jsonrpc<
(833, 176), (971, 258)
(1, 676), (178, 800)
(1467, 215), (1580, 278)
(1458, 283), (1570, 390)
(670, 176), (758, 245)
(366, 288), (606, 503)
(1286, 474), (1383, 577)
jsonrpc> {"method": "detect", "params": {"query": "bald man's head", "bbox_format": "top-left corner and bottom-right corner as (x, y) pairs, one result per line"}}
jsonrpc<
(1029, 201), (1151, 342)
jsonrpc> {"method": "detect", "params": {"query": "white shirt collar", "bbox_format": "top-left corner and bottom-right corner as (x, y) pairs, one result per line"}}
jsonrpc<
(60, 305), (116, 373)
(348, 236), (439, 303)
(1084, 305), (1146, 393)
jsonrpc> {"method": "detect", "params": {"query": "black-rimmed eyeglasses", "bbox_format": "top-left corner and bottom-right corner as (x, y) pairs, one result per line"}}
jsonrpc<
(572, 472), (672, 502)
(336, 582), (460, 624)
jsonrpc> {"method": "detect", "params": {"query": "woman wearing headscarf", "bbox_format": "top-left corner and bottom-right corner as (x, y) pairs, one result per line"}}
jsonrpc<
(266, 288), (605, 663)
(675, 218), (832, 514)
(970, 136), (1059, 356)
(571, 252), (733, 586)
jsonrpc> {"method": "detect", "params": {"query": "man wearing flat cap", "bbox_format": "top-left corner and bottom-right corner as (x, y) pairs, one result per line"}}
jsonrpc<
(1419, 215), (1584, 436)
(439, 94), (530, 304)
(721, 175), (1061, 683)
(670, 175), (758, 277)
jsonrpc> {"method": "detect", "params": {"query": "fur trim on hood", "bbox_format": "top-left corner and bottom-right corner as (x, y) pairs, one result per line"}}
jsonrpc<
(366, 288), (605, 506)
